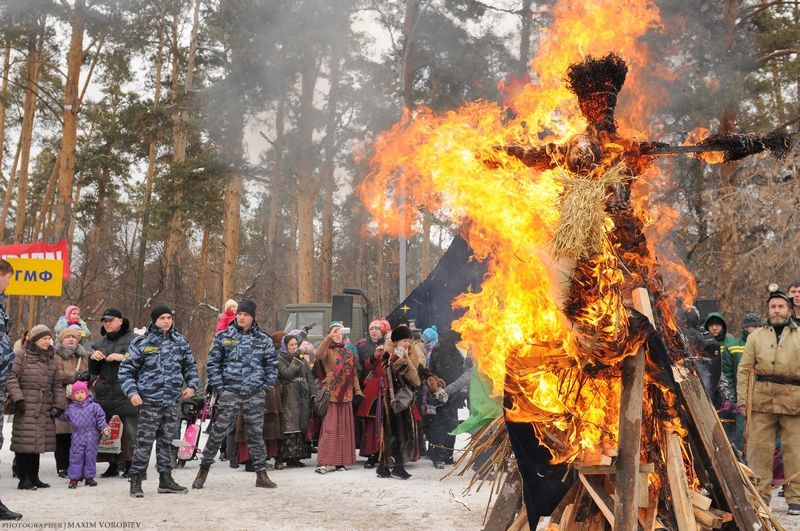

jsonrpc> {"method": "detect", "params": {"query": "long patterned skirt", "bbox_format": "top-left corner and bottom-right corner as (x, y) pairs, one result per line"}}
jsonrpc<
(317, 402), (356, 466)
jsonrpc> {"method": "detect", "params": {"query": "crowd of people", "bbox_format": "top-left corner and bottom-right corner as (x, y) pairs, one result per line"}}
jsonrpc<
(0, 251), (796, 522)
(0, 258), (472, 520)
(681, 281), (800, 515)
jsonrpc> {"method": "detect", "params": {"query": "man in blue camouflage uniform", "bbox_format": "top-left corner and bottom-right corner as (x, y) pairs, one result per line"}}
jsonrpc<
(192, 299), (278, 490)
(0, 259), (22, 520)
(119, 305), (199, 497)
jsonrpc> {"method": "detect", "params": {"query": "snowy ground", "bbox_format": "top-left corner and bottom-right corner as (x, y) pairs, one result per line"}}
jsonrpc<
(0, 415), (491, 531)
(2, 415), (797, 531)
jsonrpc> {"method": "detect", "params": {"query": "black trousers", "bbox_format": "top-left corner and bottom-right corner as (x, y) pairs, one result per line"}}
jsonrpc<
(14, 453), (41, 482)
(55, 433), (71, 471)
(505, 418), (574, 527)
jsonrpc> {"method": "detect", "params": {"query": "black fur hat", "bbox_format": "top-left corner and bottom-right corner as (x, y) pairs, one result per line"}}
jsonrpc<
(390, 325), (413, 343)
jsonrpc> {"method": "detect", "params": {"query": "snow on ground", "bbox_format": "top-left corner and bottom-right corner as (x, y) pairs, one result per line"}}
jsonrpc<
(0, 416), (491, 531)
(3, 416), (797, 531)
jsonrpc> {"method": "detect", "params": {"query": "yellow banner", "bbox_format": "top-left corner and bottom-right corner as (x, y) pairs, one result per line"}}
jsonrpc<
(5, 258), (64, 297)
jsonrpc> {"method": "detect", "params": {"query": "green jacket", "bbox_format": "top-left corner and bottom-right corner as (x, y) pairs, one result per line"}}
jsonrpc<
(704, 312), (738, 401)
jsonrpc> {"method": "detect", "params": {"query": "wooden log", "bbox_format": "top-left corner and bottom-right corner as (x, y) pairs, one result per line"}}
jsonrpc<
(484, 467), (523, 531)
(613, 286), (652, 531)
(576, 464), (655, 475)
(664, 431), (698, 530)
(743, 368), (755, 458)
(692, 507), (723, 528)
(689, 490), (712, 511)
(673, 365), (762, 530)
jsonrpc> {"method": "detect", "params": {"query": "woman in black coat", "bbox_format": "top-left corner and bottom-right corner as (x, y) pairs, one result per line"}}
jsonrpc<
(88, 310), (137, 477)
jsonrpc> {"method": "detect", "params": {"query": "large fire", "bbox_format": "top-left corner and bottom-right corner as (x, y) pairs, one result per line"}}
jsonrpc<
(359, 0), (696, 464)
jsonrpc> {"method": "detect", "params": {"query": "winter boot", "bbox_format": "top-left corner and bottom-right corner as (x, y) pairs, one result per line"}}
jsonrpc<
(68, 480), (78, 489)
(157, 472), (188, 494)
(192, 466), (209, 489)
(255, 470), (277, 488)
(363, 454), (377, 469)
(0, 501), (22, 521)
(391, 465), (412, 480)
(129, 473), (144, 498)
(101, 462), (119, 478)
(376, 464), (391, 478)
(84, 478), (97, 487)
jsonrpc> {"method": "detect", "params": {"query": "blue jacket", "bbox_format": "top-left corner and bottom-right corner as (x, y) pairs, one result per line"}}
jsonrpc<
(118, 325), (199, 407)
(207, 321), (277, 396)
(0, 303), (15, 383)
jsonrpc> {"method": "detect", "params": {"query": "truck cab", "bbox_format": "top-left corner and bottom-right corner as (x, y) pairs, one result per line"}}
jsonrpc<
(282, 302), (366, 345)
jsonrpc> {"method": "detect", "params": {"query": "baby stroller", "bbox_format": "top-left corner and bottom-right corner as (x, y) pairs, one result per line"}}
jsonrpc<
(172, 389), (216, 467)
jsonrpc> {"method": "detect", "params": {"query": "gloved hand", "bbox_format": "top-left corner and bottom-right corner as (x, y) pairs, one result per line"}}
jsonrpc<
(352, 394), (364, 409)
(723, 400), (735, 413)
(13, 400), (25, 415)
(49, 407), (64, 419)
(74, 370), (90, 382)
(434, 389), (449, 404)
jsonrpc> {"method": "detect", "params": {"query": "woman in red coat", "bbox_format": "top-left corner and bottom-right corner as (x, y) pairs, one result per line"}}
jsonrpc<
(357, 345), (385, 468)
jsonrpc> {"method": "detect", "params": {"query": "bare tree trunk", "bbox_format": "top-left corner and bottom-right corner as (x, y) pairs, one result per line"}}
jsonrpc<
(52, 0), (85, 243)
(319, 53), (343, 301)
(401, 0), (421, 110)
(222, 168), (243, 302)
(1, 138), (21, 238)
(421, 212), (431, 278)
(195, 224), (210, 304)
(715, 0), (740, 320)
(295, 58), (322, 302)
(14, 28), (44, 243)
(33, 156), (61, 239)
(0, 42), (11, 181)
(163, 0), (201, 307)
(82, 166), (108, 311)
(263, 99), (285, 312)
(135, 2), (167, 317)
(518, 0), (533, 76)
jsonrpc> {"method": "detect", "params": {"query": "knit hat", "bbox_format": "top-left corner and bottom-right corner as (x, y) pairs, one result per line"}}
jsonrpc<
(741, 312), (763, 329)
(299, 341), (314, 355)
(421, 325), (439, 344)
(30, 324), (53, 344)
(101, 308), (123, 321)
(58, 326), (82, 343)
(150, 305), (173, 323)
(65, 305), (80, 322)
(224, 299), (238, 312)
(379, 319), (391, 334)
(390, 325), (413, 343)
(238, 299), (256, 318)
(71, 380), (88, 395)
(329, 321), (343, 330)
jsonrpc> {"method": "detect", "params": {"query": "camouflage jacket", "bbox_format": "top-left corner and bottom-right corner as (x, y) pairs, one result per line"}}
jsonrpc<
(207, 321), (277, 396)
(118, 325), (199, 406)
(0, 302), (14, 383)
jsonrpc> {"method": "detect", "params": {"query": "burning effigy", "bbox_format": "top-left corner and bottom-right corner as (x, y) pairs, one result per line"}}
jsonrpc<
(359, 1), (791, 529)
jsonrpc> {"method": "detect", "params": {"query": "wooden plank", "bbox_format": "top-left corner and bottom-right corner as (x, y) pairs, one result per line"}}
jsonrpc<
(613, 286), (652, 531)
(705, 508), (732, 523)
(484, 467), (524, 531)
(576, 463), (655, 475)
(665, 431), (698, 531)
(579, 474), (615, 526)
(673, 365), (762, 530)
(692, 507), (723, 529)
(689, 490), (712, 511)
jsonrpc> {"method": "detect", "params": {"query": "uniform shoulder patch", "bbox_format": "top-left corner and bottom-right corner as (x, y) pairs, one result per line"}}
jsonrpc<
(222, 338), (238, 346)
(143, 346), (160, 353)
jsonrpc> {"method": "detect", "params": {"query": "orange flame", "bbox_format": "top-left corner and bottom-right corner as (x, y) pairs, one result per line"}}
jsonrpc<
(359, 0), (695, 463)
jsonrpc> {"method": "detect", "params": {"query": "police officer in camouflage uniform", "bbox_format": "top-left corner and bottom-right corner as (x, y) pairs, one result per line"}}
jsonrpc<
(192, 299), (278, 490)
(119, 305), (199, 498)
(0, 259), (22, 520)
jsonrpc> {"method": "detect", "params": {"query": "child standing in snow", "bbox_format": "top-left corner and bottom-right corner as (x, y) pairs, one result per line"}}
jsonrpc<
(59, 380), (109, 488)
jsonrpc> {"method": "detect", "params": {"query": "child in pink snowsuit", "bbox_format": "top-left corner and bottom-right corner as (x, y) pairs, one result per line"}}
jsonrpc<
(59, 381), (109, 488)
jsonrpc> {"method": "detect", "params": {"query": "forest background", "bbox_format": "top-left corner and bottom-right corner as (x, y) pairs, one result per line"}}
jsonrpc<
(0, 0), (798, 364)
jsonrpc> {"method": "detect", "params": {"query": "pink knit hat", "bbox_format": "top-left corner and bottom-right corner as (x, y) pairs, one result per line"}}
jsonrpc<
(71, 380), (88, 394)
(65, 305), (80, 320)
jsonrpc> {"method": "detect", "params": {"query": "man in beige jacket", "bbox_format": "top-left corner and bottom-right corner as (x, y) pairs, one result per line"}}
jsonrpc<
(737, 289), (800, 514)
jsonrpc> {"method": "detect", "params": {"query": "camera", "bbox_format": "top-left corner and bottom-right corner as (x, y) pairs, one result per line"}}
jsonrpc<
(340, 327), (351, 335)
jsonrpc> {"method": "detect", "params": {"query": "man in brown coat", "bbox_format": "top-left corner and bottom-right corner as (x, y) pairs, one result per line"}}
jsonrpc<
(737, 289), (800, 514)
